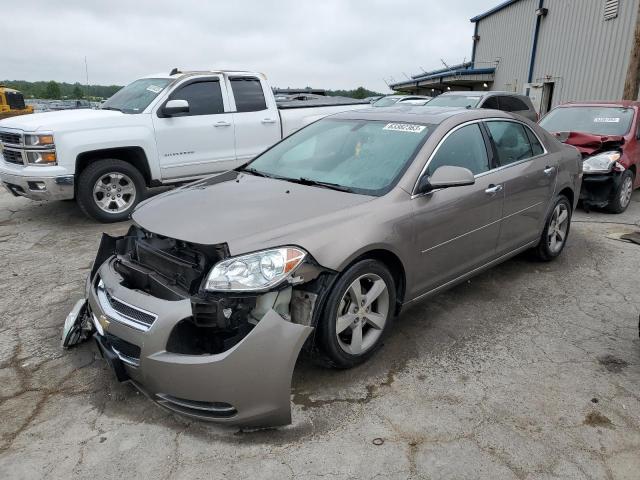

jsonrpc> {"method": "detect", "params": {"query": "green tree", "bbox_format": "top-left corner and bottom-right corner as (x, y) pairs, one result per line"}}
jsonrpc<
(72, 83), (83, 99)
(44, 81), (61, 99)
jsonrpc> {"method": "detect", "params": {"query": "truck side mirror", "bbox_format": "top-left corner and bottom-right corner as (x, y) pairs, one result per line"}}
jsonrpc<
(162, 99), (190, 116)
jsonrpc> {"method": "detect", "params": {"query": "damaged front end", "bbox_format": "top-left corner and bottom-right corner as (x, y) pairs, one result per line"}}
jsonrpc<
(65, 225), (336, 427)
(555, 131), (626, 209)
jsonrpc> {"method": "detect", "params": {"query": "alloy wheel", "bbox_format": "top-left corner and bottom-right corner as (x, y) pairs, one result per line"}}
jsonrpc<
(93, 172), (137, 214)
(335, 273), (389, 355)
(548, 203), (569, 254)
(620, 175), (633, 209)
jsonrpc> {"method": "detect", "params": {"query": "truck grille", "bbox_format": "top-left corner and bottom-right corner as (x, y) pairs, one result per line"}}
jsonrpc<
(0, 131), (22, 145)
(1, 149), (24, 165)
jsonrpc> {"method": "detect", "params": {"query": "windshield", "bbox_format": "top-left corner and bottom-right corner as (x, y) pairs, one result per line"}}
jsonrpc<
(426, 95), (480, 108)
(101, 78), (172, 113)
(372, 97), (400, 107)
(540, 106), (634, 136)
(244, 119), (433, 196)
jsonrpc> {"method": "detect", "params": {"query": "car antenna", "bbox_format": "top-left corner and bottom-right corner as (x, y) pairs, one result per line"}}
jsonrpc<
(169, 68), (181, 76)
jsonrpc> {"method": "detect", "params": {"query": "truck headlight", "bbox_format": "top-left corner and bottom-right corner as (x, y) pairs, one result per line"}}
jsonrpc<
(204, 247), (306, 291)
(582, 151), (621, 174)
(24, 133), (55, 147)
(25, 151), (57, 165)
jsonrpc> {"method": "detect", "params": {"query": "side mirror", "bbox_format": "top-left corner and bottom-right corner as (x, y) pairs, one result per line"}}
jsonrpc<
(415, 165), (475, 194)
(162, 99), (189, 116)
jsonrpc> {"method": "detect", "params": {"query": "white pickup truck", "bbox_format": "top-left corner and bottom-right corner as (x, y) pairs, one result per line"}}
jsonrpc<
(0, 70), (369, 222)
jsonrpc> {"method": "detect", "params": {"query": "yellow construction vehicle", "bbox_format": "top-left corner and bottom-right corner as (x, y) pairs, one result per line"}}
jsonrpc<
(0, 86), (34, 120)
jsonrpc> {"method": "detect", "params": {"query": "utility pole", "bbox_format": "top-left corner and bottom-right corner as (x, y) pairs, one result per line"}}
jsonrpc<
(623, 1), (640, 99)
(84, 56), (90, 98)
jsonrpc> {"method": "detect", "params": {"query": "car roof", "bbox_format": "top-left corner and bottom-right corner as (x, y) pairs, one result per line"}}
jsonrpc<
(439, 90), (527, 98)
(330, 105), (512, 125)
(556, 101), (640, 108)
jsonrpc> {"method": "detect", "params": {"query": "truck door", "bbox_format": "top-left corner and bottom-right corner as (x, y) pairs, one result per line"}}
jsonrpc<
(228, 76), (281, 163)
(153, 76), (236, 180)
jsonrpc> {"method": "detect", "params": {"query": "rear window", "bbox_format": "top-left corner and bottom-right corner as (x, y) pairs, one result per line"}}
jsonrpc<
(540, 106), (634, 136)
(426, 95), (480, 108)
(499, 96), (530, 112)
(230, 77), (267, 112)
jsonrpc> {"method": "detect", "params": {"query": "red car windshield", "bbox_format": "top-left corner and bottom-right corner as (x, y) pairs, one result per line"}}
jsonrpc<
(540, 106), (634, 136)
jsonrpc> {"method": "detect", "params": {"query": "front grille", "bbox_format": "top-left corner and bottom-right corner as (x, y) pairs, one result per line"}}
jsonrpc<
(103, 332), (141, 364)
(0, 131), (22, 145)
(156, 393), (237, 418)
(105, 290), (156, 328)
(1, 149), (24, 165)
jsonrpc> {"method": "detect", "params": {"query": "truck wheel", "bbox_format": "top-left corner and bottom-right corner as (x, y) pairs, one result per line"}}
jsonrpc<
(533, 195), (572, 262)
(76, 159), (146, 223)
(607, 169), (634, 214)
(317, 259), (396, 369)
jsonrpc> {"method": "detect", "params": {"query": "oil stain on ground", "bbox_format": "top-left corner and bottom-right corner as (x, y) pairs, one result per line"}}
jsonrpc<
(584, 411), (614, 429)
(597, 354), (629, 373)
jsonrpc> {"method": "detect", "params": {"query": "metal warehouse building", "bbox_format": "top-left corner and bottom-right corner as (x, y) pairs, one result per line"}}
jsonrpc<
(392, 0), (640, 114)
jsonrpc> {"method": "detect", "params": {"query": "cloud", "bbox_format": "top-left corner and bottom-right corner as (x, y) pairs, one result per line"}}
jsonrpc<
(2, 0), (498, 92)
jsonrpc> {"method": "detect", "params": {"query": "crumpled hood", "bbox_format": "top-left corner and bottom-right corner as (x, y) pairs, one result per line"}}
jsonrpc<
(132, 171), (375, 256)
(553, 131), (625, 155)
(0, 109), (124, 132)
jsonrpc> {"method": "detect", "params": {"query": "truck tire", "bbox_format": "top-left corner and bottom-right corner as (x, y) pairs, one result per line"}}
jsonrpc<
(76, 159), (146, 223)
(607, 169), (634, 214)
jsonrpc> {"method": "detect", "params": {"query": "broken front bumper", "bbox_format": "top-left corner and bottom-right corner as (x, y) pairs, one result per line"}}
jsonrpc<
(579, 171), (623, 208)
(87, 258), (313, 427)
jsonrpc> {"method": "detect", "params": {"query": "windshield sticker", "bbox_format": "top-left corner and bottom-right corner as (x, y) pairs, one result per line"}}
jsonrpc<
(383, 123), (426, 133)
(593, 117), (620, 123)
(146, 85), (163, 94)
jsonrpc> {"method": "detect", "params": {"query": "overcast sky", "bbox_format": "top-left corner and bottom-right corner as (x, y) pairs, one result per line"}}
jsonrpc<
(3, 0), (499, 93)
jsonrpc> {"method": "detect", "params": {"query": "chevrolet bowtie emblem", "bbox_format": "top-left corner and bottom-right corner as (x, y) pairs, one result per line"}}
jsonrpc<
(98, 314), (110, 331)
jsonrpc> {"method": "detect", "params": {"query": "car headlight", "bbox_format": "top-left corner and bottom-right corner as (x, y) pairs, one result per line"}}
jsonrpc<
(582, 151), (621, 173)
(204, 247), (307, 292)
(25, 150), (57, 165)
(24, 133), (55, 147)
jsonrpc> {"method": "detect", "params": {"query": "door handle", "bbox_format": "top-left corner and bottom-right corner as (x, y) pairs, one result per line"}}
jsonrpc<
(543, 166), (556, 176)
(485, 184), (503, 195)
(214, 121), (231, 127)
(261, 118), (277, 124)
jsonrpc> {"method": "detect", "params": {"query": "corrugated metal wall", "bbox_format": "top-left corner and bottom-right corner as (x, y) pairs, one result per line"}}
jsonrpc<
(474, 0), (639, 104)
(474, 0), (537, 93)
(534, 0), (638, 104)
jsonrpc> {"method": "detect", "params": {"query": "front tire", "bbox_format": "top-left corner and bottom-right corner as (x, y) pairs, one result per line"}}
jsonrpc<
(76, 159), (146, 223)
(317, 259), (396, 369)
(533, 195), (572, 261)
(607, 169), (634, 214)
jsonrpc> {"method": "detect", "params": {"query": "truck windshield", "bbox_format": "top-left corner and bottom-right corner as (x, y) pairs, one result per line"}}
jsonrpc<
(426, 95), (481, 108)
(244, 118), (433, 196)
(540, 106), (634, 136)
(101, 78), (172, 114)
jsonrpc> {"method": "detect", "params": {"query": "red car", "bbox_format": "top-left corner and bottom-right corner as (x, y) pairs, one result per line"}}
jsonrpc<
(539, 101), (639, 213)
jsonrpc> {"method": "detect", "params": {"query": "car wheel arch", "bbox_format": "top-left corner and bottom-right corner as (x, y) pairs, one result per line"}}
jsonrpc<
(76, 147), (152, 188)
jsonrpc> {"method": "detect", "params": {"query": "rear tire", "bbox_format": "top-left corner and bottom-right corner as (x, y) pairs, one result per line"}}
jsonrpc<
(607, 169), (634, 214)
(533, 195), (572, 262)
(76, 159), (146, 223)
(317, 259), (396, 369)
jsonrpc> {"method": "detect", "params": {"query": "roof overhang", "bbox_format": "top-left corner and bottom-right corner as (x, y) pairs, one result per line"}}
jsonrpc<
(391, 68), (495, 91)
(470, 0), (521, 22)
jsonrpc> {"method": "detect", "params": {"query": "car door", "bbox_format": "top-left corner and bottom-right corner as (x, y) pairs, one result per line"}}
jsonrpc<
(228, 76), (281, 163)
(153, 76), (236, 180)
(412, 121), (505, 295)
(484, 120), (557, 255)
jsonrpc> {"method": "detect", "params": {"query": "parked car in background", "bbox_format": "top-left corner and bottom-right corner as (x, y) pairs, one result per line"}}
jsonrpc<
(539, 101), (639, 213)
(0, 70), (369, 222)
(363, 95), (384, 103)
(425, 91), (538, 122)
(372, 95), (432, 107)
(63, 107), (581, 427)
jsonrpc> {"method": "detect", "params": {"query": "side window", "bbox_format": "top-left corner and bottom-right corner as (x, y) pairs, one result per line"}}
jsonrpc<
(169, 81), (224, 116)
(486, 121), (534, 165)
(230, 77), (267, 112)
(427, 123), (490, 176)
(481, 96), (499, 109)
(525, 127), (545, 156)
(499, 96), (529, 112)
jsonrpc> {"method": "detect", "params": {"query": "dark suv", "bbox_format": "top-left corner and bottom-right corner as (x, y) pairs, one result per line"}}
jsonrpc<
(426, 91), (538, 121)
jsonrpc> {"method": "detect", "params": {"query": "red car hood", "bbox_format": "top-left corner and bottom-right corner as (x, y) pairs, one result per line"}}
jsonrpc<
(552, 131), (625, 155)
